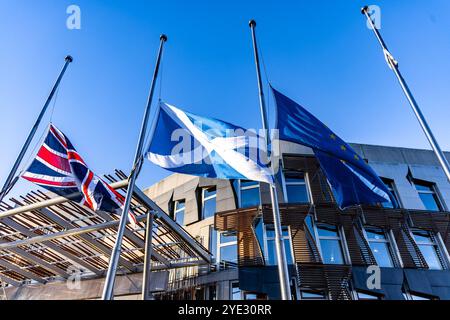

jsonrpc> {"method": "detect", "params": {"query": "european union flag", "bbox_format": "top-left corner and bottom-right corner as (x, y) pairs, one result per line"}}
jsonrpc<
(272, 87), (393, 209)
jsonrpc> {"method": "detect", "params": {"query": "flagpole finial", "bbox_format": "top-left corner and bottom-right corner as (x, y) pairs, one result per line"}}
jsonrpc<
(249, 19), (256, 28)
(65, 55), (73, 63)
(160, 34), (168, 42)
(361, 6), (369, 14)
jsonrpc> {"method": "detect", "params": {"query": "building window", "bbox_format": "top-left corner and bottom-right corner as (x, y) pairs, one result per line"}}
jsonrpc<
(217, 231), (238, 268)
(238, 180), (260, 208)
(202, 187), (217, 219)
(174, 200), (185, 226)
(364, 227), (395, 268)
(283, 171), (310, 204)
(230, 281), (241, 300)
(381, 178), (400, 209)
(412, 230), (444, 270)
(265, 225), (294, 266)
(209, 227), (218, 263)
(300, 290), (327, 300)
(316, 224), (345, 265)
(414, 180), (443, 212)
(356, 291), (381, 300)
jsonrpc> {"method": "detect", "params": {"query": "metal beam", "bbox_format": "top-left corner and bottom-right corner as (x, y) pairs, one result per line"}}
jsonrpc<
(38, 208), (135, 271)
(0, 240), (69, 278)
(0, 259), (46, 284)
(0, 217), (103, 276)
(133, 188), (212, 263)
(0, 274), (21, 287)
(95, 210), (169, 266)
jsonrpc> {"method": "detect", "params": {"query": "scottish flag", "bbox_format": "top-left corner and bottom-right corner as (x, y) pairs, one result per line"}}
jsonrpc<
(146, 102), (273, 185)
(272, 88), (393, 209)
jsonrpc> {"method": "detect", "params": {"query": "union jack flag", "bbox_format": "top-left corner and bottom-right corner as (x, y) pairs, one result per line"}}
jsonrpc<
(22, 124), (136, 224)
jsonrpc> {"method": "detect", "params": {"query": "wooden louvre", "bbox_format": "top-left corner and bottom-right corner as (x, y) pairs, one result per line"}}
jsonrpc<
(296, 263), (352, 300)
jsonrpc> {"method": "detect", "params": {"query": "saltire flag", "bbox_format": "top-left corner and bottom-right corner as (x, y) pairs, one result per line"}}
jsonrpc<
(22, 124), (137, 224)
(146, 102), (273, 185)
(272, 87), (395, 209)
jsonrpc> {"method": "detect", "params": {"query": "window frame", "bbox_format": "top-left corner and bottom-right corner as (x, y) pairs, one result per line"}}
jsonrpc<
(262, 224), (295, 266)
(410, 229), (448, 270)
(380, 178), (402, 209)
(362, 226), (399, 268)
(174, 200), (186, 226)
(236, 180), (261, 208)
(281, 170), (312, 204)
(217, 230), (238, 268)
(413, 180), (445, 212)
(313, 222), (351, 265)
(201, 187), (217, 220)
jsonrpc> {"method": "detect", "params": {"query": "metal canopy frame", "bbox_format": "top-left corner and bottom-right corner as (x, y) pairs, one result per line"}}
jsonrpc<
(0, 170), (211, 289)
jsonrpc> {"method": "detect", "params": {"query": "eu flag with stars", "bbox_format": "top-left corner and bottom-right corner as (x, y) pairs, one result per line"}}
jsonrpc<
(272, 87), (393, 209)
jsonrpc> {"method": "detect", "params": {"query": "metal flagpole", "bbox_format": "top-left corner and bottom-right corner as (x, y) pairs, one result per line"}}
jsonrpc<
(141, 211), (154, 300)
(0, 55), (73, 202)
(101, 34), (167, 300)
(249, 20), (292, 300)
(361, 6), (450, 182)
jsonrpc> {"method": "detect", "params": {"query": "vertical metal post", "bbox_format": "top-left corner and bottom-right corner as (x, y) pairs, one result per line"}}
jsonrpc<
(142, 211), (154, 300)
(361, 6), (450, 182)
(0, 55), (73, 202)
(102, 34), (167, 300)
(249, 20), (292, 300)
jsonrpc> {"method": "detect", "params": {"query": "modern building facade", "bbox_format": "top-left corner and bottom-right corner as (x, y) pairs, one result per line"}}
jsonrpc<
(145, 142), (450, 300)
(1, 142), (450, 300)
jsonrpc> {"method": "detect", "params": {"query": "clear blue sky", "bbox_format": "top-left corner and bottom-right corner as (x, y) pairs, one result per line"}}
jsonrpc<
(1, 0), (450, 200)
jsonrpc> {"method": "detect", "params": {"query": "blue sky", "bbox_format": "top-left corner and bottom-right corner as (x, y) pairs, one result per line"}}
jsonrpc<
(1, 0), (450, 199)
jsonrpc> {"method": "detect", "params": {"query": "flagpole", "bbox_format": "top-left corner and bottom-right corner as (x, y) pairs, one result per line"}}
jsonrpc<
(361, 6), (450, 182)
(101, 34), (167, 300)
(249, 20), (292, 300)
(0, 55), (73, 202)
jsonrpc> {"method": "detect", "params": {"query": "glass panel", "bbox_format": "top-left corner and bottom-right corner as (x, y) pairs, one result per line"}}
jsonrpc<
(175, 209), (185, 226)
(220, 232), (237, 244)
(241, 180), (259, 188)
(175, 201), (185, 211)
(204, 188), (216, 199)
(317, 225), (339, 238)
(220, 245), (238, 264)
(369, 242), (394, 268)
(415, 183), (433, 192)
(285, 176), (305, 184)
(366, 229), (387, 241)
(382, 201), (394, 209)
(418, 193), (441, 211)
(209, 228), (217, 261)
(244, 293), (258, 300)
(357, 292), (380, 300)
(267, 239), (293, 265)
(410, 294), (431, 301)
(202, 197), (216, 219)
(231, 282), (241, 300)
(265, 226), (290, 239)
(286, 185), (309, 203)
(241, 187), (261, 208)
(300, 290), (327, 300)
(418, 245), (443, 270)
(412, 231), (433, 244)
(319, 239), (344, 264)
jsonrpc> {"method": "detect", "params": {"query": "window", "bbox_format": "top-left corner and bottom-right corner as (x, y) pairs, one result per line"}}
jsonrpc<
(414, 181), (443, 212)
(283, 171), (310, 204)
(265, 225), (294, 266)
(356, 291), (381, 300)
(381, 178), (400, 209)
(202, 187), (217, 219)
(238, 180), (260, 208)
(300, 290), (327, 300)
(217, 231), (238, 267)
(231, 281), (241, 300)
(364, 227), (395, 268)
(174, 200), (185, 226)
(209, 227), (218, 263)
(412, 230), (443, 270)
(316, 224), (345, 265)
